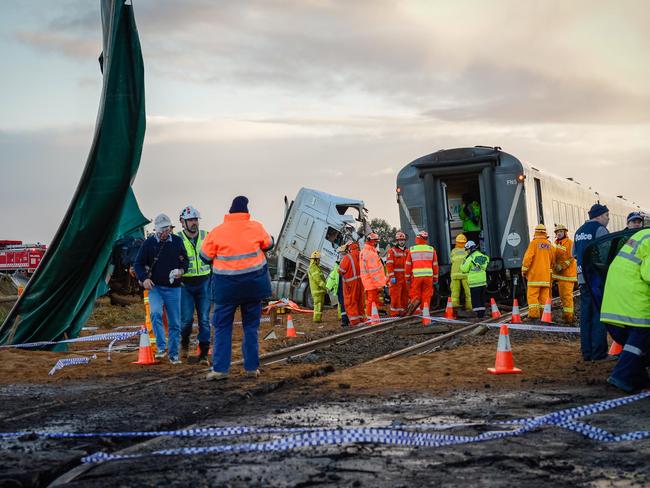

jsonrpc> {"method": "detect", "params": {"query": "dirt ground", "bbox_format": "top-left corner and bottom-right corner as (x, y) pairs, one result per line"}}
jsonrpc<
(1, 301), (649, 487)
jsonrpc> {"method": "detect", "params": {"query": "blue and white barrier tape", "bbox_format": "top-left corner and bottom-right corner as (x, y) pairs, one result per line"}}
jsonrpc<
(1, 330), (141, 349)
(2, 392), (647, 462)
(487, 323), (580, 333)
(48, 355), (97, 376)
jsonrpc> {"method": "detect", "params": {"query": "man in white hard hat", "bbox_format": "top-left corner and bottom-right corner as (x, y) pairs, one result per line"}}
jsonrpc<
(176, 205), (212, 364)
(134, 213), (188, 364)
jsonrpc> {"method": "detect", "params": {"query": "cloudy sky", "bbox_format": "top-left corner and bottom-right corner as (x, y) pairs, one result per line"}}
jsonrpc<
(1, 0), (649, 243)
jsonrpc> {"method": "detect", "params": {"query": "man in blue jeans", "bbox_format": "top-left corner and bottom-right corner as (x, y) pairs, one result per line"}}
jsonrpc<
(573, 203), (610, 361)
(134, 213), (188, 364)
(200, 196), (274, 380)
(177, 205), (211, 364)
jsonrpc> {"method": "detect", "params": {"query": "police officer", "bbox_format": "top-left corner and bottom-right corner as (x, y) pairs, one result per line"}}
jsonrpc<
(573, 203), (610, 361)
(177, 205), (212, 364)
(460, 240), (489, 318)
(627, 212), (644, 230)
(601, 228), (650, 392)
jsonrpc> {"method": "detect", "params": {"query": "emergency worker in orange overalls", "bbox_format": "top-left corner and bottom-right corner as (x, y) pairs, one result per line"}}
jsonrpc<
(386, 231), (411, 316)
(522, 224), (556, 320)
(405, 231), (439, 315)
(338, 240), (365, 325)
(552, 224), (577, 324)
(360, 233), (387, 317)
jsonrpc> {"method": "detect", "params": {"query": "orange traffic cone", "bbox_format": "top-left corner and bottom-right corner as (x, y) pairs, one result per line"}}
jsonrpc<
(511, 299), (522, 324)
(490, 298), (501, 318)
(286, 314), (297, 338)
(541, 298), (553, 323)
(132, 329), (159, 365)
(422, 304), (432, 326)
(609, 341), (623, 356)
(444, 297), (456, 319)
(487, 325), (522, 374)
(143, 290), (156, 343)
(370, 302), (380, 325)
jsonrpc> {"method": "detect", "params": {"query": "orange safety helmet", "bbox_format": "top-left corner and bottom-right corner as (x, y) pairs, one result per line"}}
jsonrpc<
(395, 231), (406, 240)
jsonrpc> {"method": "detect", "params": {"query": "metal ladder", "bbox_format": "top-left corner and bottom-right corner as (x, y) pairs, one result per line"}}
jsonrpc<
(291, 258), (309, 289)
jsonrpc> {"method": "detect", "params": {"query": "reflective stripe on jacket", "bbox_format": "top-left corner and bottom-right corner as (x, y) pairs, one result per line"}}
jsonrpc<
(386, 246), (410, 280)
(601, 229), (650, 328)
(522, 236), (555, 287)
(450, 246), (469, 280)
(360, 244), (387, 290)
(552, 237), (577, 282)
(406, 244), (439, 281)
(177, 230), (211, 277)
(460, 250), (489, 287)
(339, 251), (361, 283)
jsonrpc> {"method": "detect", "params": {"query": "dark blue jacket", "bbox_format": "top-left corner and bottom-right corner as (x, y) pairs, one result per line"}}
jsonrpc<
(574, 220), (608, 284)
(134, 234), (189, 288)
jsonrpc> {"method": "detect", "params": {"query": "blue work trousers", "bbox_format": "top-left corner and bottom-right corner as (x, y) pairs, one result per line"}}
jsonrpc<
(607, 325), (650, 391)
(180, 279), (211, 345)
(579, 284), (608, 361)
(211, 301), (261, 373)
(148, 285), (182, 358)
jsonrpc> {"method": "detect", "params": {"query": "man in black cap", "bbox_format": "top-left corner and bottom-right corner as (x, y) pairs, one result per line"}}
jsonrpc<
(573, 203), (610, 361)
(626, 212), (644, 230)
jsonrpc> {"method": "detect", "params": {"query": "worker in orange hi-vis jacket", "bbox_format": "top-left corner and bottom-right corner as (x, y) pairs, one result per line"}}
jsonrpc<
(359, 232), (387, 318)
(338, 241), (365, 326)
(552, 223), (577, 324)
(386, 231), (411, 317)
(522, 224), (556, 320)
(405, 231), (439, 315)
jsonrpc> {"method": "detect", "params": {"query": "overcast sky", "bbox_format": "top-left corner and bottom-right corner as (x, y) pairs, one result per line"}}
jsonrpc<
(1, 0), (649, 243)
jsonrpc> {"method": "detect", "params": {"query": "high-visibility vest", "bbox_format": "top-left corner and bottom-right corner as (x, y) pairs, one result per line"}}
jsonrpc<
(460, 250), (489, 287)
(359, 244), (386, 290)
(200, 213), (271, 276)
(326, 263), (340, 293)
(339, 251), (361, 284)
(386, 246), (410, 281)
(522, 236), (555, 287)
(177, 230), (211, 277)
(408, 244), (439, 280)
(552, 237), (577, 282)
(450, 247), (469, 280)
(601, 229), (650, 328)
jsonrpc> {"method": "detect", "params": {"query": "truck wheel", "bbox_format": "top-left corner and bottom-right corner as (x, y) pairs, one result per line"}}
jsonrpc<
(304, 285), (314, 309)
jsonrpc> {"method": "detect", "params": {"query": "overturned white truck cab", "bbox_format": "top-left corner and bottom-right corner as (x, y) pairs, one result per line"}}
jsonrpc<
(268, 188), (368, 307)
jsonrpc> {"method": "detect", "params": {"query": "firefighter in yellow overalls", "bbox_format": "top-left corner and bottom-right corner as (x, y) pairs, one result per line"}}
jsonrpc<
(552, 224), (577, 324)
(450, 234), (472, 312)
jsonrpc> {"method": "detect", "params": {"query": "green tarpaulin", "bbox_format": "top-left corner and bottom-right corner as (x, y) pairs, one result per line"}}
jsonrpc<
(0, 0), (147, 349)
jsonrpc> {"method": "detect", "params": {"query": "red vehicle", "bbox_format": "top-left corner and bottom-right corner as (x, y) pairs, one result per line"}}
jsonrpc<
(0, 240), (47, 274)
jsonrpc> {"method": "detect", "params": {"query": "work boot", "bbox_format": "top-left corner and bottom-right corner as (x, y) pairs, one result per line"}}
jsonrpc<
(245, 369), (260, 378)
(206, 370), (228, 381)
(403, 299), (421, 317)
(198, 342), (210, 366)
(562, 314), (575, 325)
(180, 336), (190, 360)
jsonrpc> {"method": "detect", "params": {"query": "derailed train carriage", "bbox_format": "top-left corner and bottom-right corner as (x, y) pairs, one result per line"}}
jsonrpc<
(396, 146), (645, 305)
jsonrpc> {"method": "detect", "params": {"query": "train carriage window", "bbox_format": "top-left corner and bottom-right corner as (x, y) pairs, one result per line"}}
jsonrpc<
(534, 178), (544, 224)
(408, 207), (423, 228)
(574, 206), (581, 230)
(552, 200), (560, 224)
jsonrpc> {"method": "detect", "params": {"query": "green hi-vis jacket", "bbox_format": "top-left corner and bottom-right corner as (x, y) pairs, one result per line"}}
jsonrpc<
(308, 259), (327, 296)
(601, 229), (650, 328)
(459, 201), (481, 232)
(326, 263), (340, 293)
(177, 230), (211, 277)
(460, 250), (490, 287)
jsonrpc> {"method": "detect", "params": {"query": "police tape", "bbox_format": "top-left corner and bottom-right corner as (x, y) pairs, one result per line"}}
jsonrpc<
(0, 330), (142, 349)
(48, 355), (97, 376)
(486, 323), (580, 333)
(2, 392), (647, 461)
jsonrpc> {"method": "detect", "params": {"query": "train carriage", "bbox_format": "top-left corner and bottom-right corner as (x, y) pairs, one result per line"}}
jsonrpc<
(396, 146), (646, 303)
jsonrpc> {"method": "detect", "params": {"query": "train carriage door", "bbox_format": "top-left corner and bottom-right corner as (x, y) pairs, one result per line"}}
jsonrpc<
(440, 182), (452, 256)
(534, 177), (545, 225)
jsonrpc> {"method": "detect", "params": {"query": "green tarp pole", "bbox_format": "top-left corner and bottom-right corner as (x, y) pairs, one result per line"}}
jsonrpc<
(0, 0), (147, 349)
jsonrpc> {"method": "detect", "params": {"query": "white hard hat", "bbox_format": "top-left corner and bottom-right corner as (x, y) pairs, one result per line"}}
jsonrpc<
(154, 213), (173, 232)
(179, 205), (201, 221)
(464, 240), (476, 251)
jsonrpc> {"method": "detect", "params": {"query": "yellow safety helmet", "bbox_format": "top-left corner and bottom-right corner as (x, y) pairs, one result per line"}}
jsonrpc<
(534, 224), (547, 236)
(310, 250), (321, 259)
(455, 233), (467, 244)
(554, 223), (568, 232)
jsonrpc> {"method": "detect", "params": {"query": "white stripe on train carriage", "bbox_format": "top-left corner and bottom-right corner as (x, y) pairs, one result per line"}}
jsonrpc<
(500, 181), (523, 255)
